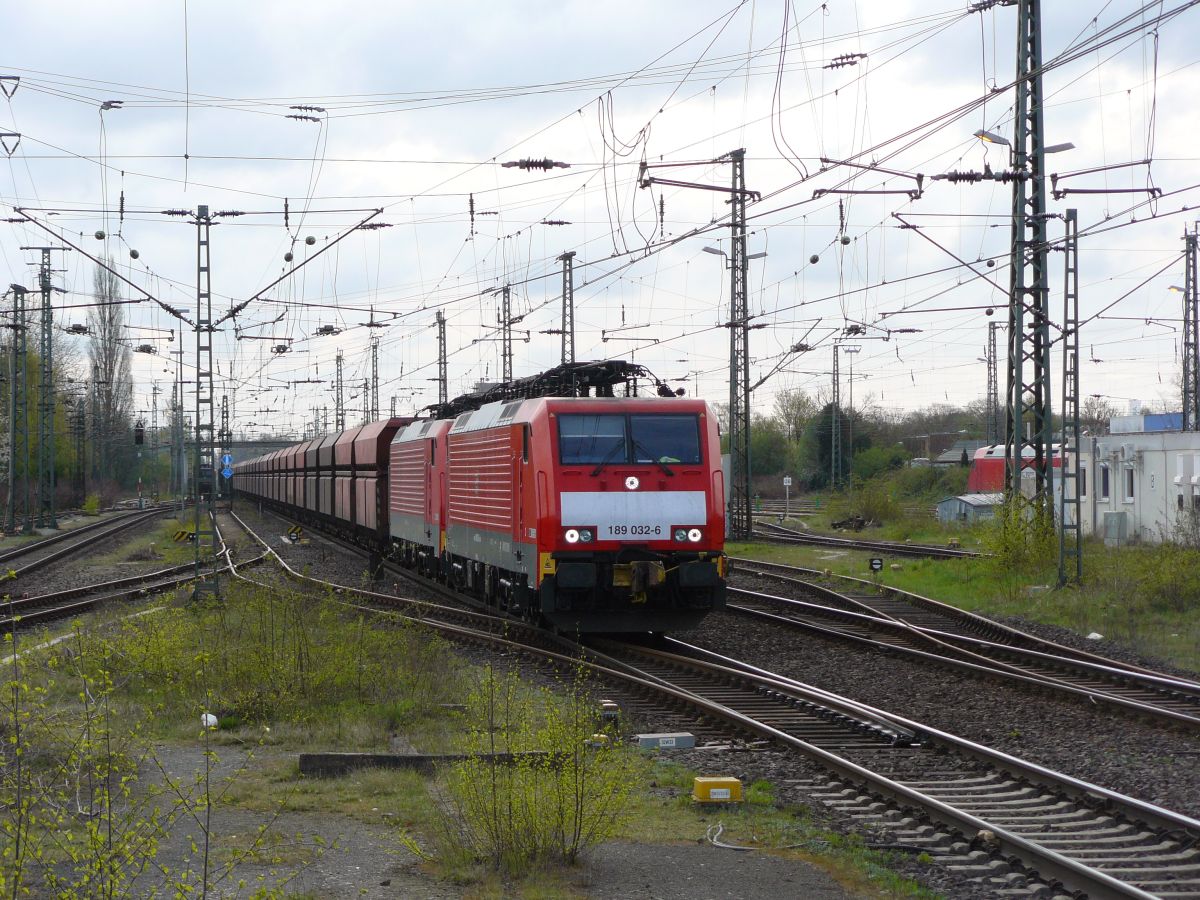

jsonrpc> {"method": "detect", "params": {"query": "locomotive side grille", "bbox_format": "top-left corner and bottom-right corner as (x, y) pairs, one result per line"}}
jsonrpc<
(449, 431), (514, 531)
(389, 442), (427, 516)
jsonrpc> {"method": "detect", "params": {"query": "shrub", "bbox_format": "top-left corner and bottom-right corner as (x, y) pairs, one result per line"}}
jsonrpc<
(107, 582), (463, 727)
(83, 493), (101, 515)
(980, 498), (1055, 575)
(433, 666), (635, 873)
(842, 481), (899, 523)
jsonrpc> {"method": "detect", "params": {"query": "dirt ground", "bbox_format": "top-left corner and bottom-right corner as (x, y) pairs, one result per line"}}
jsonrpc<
(141, 744), (866, 899)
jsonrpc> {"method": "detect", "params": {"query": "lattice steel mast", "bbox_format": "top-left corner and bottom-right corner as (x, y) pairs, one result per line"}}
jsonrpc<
(559, 250), (576, 368)
(26, 246), (67, 528)
(370, 335), (380, 421)
(636, 149), (759, 537)
(435, 310), (447, 412)
(1183, 226), (1199, 431)
(830, 345), (841, 488)
(986, 321), (1000, 445)
(335, 349), (345, 432)
(218, 394), (231, 501)
(1058, 209), (1081, 584)
(725, 149), (754, 539)
(5, 284), (29, 533)
(192, 205), (219, 600)
(1005, 0), (1054, 512)
(501, 284), (513, 384)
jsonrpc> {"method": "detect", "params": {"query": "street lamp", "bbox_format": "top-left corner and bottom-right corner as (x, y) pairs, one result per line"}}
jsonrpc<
(704, 246), (767, 263)
(973, 129), (1010, 146)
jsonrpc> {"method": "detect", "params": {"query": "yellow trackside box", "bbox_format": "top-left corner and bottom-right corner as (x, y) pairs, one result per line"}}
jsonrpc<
(692, 776), (743, 804)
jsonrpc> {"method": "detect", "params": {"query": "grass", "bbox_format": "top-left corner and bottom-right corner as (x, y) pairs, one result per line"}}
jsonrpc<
(82, 517), (201, 568)
(216, 755), (937, 899)
(730, 531), (1200, 674)
(2, 578), (945, 898)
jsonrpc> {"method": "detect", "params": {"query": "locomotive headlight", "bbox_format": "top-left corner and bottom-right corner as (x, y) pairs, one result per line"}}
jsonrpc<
(565, 528), (581, 544)
(579, 528), (594, 543)
(673, 528), (688, 542)
(687, 528), (703, 542)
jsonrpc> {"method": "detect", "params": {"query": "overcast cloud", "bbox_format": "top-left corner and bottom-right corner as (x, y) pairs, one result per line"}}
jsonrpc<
(1, 1), (1197, 436)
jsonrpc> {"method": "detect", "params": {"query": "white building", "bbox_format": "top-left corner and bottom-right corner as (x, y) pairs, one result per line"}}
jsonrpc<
(1074, 413), (1200, 545)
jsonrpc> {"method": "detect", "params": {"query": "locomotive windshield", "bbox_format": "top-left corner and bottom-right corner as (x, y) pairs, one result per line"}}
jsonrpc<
(558, 413), (701, 466)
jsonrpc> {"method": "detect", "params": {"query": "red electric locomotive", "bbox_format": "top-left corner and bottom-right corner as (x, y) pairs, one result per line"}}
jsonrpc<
(235, 392), (726, 634)
(389, 395), (726, 633)
(389, 418), (452, 576)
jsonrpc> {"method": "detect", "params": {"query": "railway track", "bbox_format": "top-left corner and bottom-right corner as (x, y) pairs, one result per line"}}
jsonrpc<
(591, 638), (1200, 899)
(231, 509), (1200, 898)
(752, 519), (979, 559)
(1, 511), (267, 634)
(754, 499), (935, 519)
(0, 507), (169, 581)
(730, 556), (1200, 727)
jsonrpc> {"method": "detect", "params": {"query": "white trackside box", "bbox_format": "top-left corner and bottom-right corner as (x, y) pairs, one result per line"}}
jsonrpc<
(635, 732), (695, 750)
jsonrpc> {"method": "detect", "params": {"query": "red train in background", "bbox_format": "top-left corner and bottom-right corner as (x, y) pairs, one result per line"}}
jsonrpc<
(966, 443), (1064, 493)
(233, 394), (727, 633)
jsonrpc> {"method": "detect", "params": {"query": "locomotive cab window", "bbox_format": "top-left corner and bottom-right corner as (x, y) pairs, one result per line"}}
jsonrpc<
(629, 414), (701, 464)
(557, 413), (701, 466)
(558, 415), (627, 465)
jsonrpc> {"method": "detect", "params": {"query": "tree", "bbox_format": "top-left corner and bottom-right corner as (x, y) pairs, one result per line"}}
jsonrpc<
(88, 262), (135, 490)
(1081, 395), (1117, 435)
(749, 414), (789, 476)
(852, 445), (908, 482)
(771, 389), (818, 443)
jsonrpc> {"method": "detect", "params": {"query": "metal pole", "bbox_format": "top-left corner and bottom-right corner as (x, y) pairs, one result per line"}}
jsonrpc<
(986, 321), (1000, 445)
(74, 396), (86, 504)
(726, 148), (752, 540)
(1058, 209), (1082, 585)
(335, 350), (345, 432)
(151, 383), (160, 451)
(843, 345), (860, 486)
(501, 284), (513, 384)
(219, 393), (231, 501)
(1183, 227), (1199, 431)
(26, 246), (66, 528)
(192, 205), (219, 600)
(5, 285), (28, 532)
(1005, 0), (1054, 516)
(559, 251), (576, 392)
(830, 345), (841, 488)
(370, 335), (380, 421)
(436, 310), (448, 412)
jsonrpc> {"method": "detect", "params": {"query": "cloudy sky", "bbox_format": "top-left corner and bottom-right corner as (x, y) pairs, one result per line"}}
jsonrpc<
(1, 1), (1197, 438)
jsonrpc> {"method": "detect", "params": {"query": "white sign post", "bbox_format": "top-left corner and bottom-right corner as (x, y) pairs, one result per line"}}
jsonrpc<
(783, 476), (792, 520)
